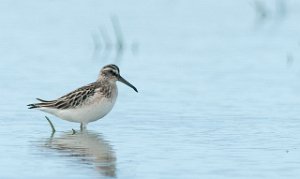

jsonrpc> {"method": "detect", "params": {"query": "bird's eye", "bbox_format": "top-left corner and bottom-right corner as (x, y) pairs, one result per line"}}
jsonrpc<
(109, 71), (115, 76)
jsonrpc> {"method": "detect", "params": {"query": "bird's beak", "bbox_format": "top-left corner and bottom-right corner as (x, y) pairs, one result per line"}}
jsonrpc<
(118, 75), (138, 93)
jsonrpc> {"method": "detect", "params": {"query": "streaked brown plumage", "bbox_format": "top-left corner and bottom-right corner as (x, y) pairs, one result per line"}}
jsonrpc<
(28, 64), (138, 129)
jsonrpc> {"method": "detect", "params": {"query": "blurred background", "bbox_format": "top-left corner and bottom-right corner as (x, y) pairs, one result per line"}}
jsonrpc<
(0, 0), (300, 178)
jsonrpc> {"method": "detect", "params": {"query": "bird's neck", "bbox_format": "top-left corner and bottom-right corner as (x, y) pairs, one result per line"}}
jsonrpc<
(95, 79), (117, 99)
(97, 77), (116, 85)
(97, 74), (106, 82)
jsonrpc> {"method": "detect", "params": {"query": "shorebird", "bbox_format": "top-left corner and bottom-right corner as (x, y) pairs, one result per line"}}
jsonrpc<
(28, 64), (138, 130)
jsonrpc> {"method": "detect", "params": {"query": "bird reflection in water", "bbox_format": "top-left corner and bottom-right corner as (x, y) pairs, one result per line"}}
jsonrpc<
(43, 130), (116, 177)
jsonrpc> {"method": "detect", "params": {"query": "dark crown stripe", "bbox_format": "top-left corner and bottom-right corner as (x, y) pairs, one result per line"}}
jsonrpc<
(103, 64), (119, 73)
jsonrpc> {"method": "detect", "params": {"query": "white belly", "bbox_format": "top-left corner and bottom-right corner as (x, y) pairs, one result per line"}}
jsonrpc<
(40, 90), (117, 124)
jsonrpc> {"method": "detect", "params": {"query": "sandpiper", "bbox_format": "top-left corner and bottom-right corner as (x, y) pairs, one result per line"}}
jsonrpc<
(28, 64), (138, 130)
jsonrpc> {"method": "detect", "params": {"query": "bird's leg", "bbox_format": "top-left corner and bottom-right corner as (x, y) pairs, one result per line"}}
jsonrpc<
(45, 116), (56, 133)
(80, 123), (83, 131)
(80, 123), (87, 131)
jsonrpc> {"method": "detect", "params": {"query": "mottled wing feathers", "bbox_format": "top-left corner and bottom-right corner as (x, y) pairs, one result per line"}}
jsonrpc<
(28, 83), (97, 110)
(36, 98), (55, 103)
(55, 83), (96, 109)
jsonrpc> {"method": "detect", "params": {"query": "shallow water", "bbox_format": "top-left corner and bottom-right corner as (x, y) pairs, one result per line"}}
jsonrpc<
(1, 0), (300, 178)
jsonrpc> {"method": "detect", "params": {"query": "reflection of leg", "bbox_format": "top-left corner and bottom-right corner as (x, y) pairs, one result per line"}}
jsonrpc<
(80, 123), (87, 131)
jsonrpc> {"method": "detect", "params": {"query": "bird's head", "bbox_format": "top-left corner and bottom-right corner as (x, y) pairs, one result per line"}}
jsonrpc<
(99, 64), (138, 92)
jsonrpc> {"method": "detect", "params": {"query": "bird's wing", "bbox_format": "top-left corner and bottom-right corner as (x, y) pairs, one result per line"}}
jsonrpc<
(28, 83), (98, 109)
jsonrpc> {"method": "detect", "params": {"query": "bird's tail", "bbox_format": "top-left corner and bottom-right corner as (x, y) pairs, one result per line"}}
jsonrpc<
(27, 98), (56, 109)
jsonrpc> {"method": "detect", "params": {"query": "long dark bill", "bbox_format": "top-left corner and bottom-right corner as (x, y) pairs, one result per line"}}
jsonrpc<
(118, 75), (138, 92)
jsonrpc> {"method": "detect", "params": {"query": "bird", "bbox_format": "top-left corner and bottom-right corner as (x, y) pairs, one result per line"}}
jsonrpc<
(28, 64), (138, 130)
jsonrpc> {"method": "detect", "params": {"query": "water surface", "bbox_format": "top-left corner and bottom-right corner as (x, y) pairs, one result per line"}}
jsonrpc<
(1, 0), (300, 178)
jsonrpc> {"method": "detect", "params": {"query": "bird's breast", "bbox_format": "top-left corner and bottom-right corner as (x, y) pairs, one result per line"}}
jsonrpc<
(56, 87), (118, 123)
